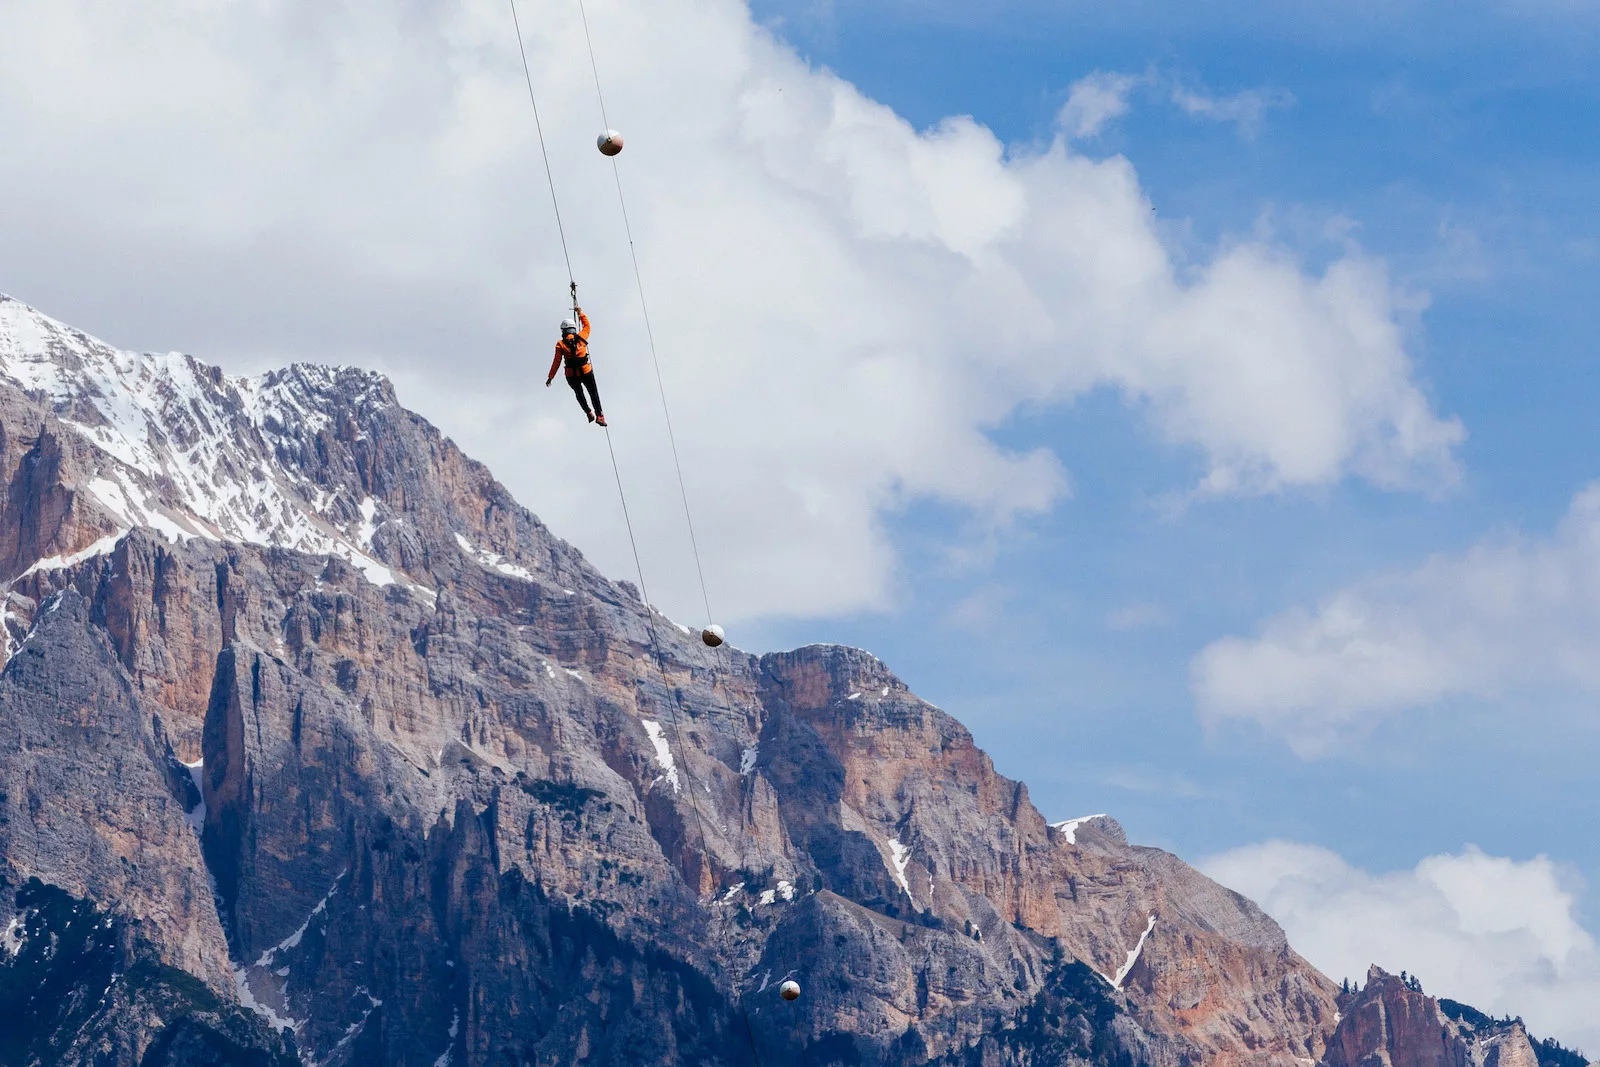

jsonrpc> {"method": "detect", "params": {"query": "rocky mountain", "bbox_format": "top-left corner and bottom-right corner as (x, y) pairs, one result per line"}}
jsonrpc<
(1324, 966), (1585, 1067)
(0, 294), (1580, 1067)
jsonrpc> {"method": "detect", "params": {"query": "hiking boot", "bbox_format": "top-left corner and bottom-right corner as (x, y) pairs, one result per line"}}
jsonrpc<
(585, 411), (596, 423)
(595, 413), (608, 427)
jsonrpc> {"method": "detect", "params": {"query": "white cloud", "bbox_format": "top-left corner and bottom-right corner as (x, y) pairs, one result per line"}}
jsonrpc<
(1061, 70), (1297, 142)
(1202, 841), (1600, 1053)
(1192, 484), (1600, 755)
(1173, 84), (1297, 136)
(1058, 71), (1143, 139)
(0, 0), (1461, 625)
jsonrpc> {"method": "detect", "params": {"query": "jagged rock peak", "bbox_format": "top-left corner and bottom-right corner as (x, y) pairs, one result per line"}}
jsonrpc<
(1325, 965), (1550, 1067)
(0, 295), (402, 562)
(0, 294), (590, 607)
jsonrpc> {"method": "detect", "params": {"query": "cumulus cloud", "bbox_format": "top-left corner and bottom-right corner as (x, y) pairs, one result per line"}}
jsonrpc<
(1203, 841), (1600, 1052)
(1173, 84), (1297, 136)
(1192, 484), (1600, 754)
(0, 0), (1461, 624)
(1058, 71), (1143, 139)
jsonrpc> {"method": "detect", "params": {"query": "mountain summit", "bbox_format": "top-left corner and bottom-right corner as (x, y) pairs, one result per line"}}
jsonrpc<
(0, 296), (1570, 1066)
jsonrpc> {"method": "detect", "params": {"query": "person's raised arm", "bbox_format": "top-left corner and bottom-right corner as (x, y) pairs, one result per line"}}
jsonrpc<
(577, 307), (591, 340)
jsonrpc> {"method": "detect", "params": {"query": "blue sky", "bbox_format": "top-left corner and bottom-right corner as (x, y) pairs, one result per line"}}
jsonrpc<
(740, 0), (1600, 1035)
(741, 0), (1600, 861)
(1, 0), (1596, 1044)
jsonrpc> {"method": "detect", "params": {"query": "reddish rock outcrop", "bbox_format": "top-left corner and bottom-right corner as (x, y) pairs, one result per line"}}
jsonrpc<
(1323, 966), (1544, 1067)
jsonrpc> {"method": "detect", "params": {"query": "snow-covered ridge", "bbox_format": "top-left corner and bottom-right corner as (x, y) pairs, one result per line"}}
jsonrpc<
(0, 296), (415, 590)
(1051, 813), (1108, 845)
(19, 530), (128, 578)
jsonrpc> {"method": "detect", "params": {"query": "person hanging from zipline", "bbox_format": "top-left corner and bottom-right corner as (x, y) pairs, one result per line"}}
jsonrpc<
(546, 282), (606, 426)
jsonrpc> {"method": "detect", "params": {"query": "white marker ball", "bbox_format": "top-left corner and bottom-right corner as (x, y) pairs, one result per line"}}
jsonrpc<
(779, 980), (801, 1002)
(701, 624), (725, 648)
(597, 130), (624, 156)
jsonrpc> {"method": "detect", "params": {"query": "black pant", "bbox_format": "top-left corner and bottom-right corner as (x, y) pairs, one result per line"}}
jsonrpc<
(567, 369), (603, 418)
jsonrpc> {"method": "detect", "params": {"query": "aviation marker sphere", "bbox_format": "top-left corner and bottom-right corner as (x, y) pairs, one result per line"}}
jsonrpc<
(597, 130), (624, 156)
(779, 980), (801, 1002)
(701, 624), (725, 648)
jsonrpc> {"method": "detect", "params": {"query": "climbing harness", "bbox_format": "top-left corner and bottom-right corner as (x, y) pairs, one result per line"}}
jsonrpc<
(561, 332), (591, 375)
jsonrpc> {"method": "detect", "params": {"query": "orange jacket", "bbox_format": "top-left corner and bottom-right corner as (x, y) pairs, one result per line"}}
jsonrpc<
(547, 308), (592, 381)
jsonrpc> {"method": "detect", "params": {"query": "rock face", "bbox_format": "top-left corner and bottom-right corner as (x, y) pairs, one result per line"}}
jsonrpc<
(0, 876), (296, 1067)
(1323, 966), (1546, 1067)
(0, 295), (1560, 1067)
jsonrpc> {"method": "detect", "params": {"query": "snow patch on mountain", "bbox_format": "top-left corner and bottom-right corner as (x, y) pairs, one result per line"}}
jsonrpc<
(182, 758), (206, 835)
(231, 868), (349, 1036)
(86, 474), (201, 544)
(433, 1009), (460, 1067)
(1102, 914), (1157, 991)
(0, 593), (25, 659)
(328, 989), (383, 1057)
(641, 719), (681, 793)
(356, 497), (380, 548)
(886, 836), (913, 897)
(255, 870), (345, 969)
(19, 530), (128, 578)
(233, 964), (303, 1034)
(1052, 814), (1108, 845)
(453, 532), (535, 582)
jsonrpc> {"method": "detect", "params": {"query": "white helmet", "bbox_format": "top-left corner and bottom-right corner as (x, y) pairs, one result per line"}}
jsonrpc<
(560, 317), (577, 332)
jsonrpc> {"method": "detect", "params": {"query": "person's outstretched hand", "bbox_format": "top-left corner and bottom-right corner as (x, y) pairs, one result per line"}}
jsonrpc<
(545, 376), (554, 387)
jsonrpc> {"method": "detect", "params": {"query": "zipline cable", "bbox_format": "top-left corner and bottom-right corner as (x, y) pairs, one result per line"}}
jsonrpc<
(600, 426), (717, 861)
(508, 0), (575, 287)
(508, 8), (793, 1060)
(505, 0), (718, 875)
(574, 0), (717, 631)
(569, 16), (797, 1060)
